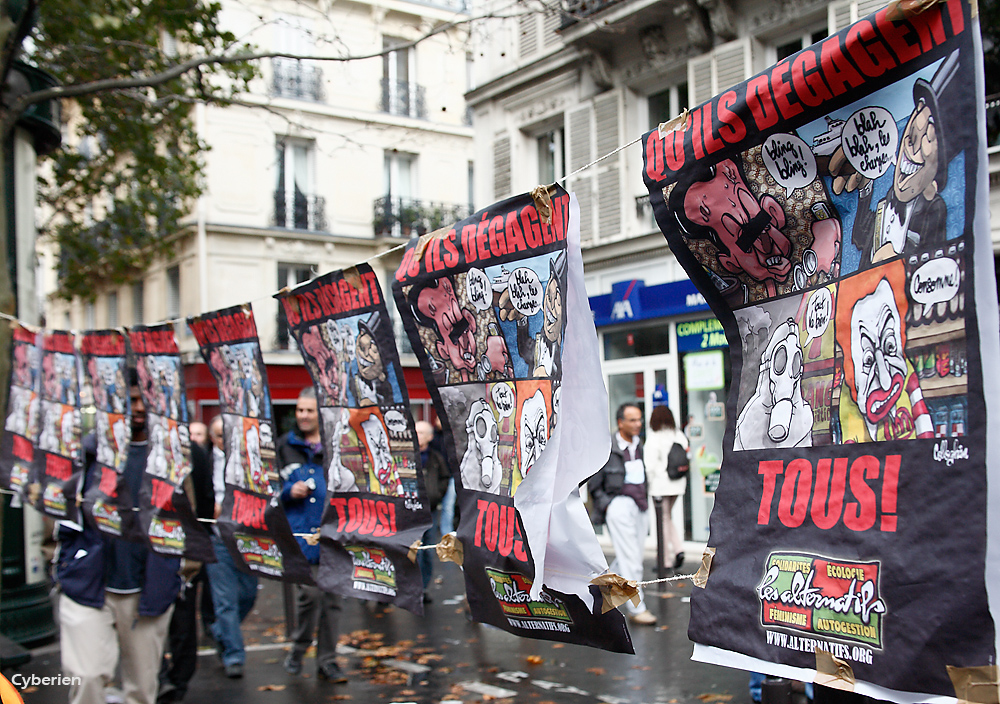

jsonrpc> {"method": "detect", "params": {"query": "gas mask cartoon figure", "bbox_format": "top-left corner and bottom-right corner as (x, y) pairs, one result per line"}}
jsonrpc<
(328, 408), (358, 493)
(361, 415), (402, 496)
(518, 389), (548, 481)
(734, 318), (813, 450)
(460, 399), (501, 494)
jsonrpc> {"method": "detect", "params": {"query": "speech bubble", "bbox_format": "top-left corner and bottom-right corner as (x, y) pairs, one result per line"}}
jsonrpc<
(506, 267), (543, 317)
(841, 107), (898, 180)
(761, 134), (817, 197)
(804, 287), (833, 345)
(491, 383), (515, 419)
(383, 409), (407, 434)
(910, 257), (960, 306)
(465, 268), (491, 313)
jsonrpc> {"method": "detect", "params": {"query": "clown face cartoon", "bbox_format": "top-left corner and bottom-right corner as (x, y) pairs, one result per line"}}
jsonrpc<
(518, 389), (548, 481)
(361, 415), (402, 496)
(460, 399), (501, 494)
(851, 279), (908, 432)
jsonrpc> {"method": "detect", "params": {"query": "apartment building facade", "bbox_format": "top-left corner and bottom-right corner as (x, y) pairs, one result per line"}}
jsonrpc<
(43, 0), (476, 432)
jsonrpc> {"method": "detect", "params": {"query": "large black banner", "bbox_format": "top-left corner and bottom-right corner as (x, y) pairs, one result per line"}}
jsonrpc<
(276, 265), (431, 614)
(128, 324), (215, 563)
(31, 331), (82, 523)
(188, 305), (313, 584)
(642, 0), (997, 699)
(393, 187), (633, 653)
(1, 324), (41, 500)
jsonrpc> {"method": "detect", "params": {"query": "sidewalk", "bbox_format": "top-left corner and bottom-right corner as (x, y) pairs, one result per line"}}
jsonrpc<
(14, 554), (749, 704)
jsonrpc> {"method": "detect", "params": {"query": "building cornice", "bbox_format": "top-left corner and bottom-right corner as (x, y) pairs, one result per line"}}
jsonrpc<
(582, 232), (673, 269)
(465, 47), (587, 107)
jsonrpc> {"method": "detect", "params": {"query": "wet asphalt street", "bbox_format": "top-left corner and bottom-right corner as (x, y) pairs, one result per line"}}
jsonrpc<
(11, 556), (755, 704)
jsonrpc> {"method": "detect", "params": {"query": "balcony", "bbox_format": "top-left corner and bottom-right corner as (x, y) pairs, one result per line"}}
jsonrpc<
(273, 189), (328, 232)
(373, 196), (472, 237)
(271, 58), (324, 102)
(560, 0), (626, 27)
(379, 78), (427, 119)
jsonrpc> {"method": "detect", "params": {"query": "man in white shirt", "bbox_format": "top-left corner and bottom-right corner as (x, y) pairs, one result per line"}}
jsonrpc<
(587, 404), (656, 625)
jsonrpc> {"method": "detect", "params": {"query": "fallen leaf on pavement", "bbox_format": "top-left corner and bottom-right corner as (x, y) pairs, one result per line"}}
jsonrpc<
(697, 695), (734, 702)
(586, 667), (606, 676)
(526, 655), (544, 665)
(655, 626), (670, 632)
(21, 688), (37, 694)
(257, 684), (286, 691)
(328, 696), (352, 701)
(551, 643), (564, 649)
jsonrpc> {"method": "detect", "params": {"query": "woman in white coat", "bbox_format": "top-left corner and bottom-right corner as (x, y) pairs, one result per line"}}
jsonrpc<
(644, 405), (688, 570)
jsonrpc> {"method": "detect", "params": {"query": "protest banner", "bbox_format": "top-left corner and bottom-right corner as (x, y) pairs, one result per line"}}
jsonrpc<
(276, 265), (431, 613)
(393, 187), (633, 652)
(128, 324), (215, 562)
(78, 330), (145, 541)
(188, 304), (313, 583)
(1, 324), (42, 501)
(642, 0), (997, 698)
(31, 331), (82, 523)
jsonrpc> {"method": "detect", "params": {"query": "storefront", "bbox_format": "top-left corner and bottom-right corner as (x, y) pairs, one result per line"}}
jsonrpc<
(589, 278), (730, 543)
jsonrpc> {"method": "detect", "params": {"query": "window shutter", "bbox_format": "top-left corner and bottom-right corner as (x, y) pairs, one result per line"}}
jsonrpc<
(830, 0), (886, 33)
(593, 91), (621, 240)
(566, 104), (595, 244)
(493, 133), (511, 200)
(714, 39), (751, 94)
(542, 10), (561, 48)
(689, 54), (713, 107)
(855, 0), (887, 19)
(519, 14), (538, 59)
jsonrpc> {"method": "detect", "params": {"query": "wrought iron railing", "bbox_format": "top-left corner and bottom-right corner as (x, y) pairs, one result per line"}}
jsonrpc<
(273, 190), (328, 232)
(379, 78), (427, 119)
(373, 195), (472, 237)
(271, 58), (324, 102)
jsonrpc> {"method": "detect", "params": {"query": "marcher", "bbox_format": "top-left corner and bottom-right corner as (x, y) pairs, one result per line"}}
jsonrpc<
(188, 421), (209, 451)
(204, 415), (258, 679)
(431, 415), (456, 534)
(587, 403), (657, 625)
(415, 420), (451, 602)
(57, 370), (186, 704)
(157, 441), (217, 702)
(278, 387), (346, 683)
(643, 405), (688, 571)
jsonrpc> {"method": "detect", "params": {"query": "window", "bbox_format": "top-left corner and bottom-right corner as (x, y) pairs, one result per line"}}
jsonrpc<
(537, 129), (565, 184)
(648, 83), (689, 131)
(276, 264), (314, 350)
(272, 15), (323, 102)
(382, 152), (417, 236)
(381, 38), (425, 118)
(107, 292), (119, 328)
(84, 301), (95, 330)
(772, 26), (828, 63)
(167, 266), (181, 321)
(132, 282), (144, 325)
(275, 140), (325, 231)
(468, 161), (475, 211)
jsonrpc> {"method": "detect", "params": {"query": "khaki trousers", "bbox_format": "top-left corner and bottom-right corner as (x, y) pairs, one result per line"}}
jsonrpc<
(60, 592), (173, 704)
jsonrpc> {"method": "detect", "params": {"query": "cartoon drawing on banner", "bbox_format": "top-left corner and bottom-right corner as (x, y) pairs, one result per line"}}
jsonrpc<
(667, 147), (843, 304)
(221, 413), (273, 494)
(321, 407), (358, 493)
(515, 382), (551, 488)
(348, 311), (403, 407)
(494, 250), (567, 379)
(207, 343), (270, 419)
(834, 261), (937, 444)
(298, 321), (349, 407)
(136, 355), (185, 420)
(406, 275), (512, 384)
(440, 384), (519, 496)
(820, 52), (961, 268)
(1, 326), (42, 494)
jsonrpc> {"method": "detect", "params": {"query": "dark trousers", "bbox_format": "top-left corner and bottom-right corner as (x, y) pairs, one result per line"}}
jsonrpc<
(290, 568), (341, 668)
(159, 570), (210, 697)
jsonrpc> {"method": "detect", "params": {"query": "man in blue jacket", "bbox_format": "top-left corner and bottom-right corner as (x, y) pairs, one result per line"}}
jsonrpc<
(57, 371), (184, 704)
(278, 387), (346, 683)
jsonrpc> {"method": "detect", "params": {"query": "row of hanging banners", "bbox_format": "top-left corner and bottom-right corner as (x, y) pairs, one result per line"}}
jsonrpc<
(1, 0), (999, 698)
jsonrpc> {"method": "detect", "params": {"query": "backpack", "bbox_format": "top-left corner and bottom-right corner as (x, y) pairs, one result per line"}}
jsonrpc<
(666, 442), (690, 480)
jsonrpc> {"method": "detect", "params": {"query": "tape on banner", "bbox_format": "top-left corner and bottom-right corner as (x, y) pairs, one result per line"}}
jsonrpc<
(693, 547), (715, 588)
(408, 539), (422, 563)
(411, 227), (453, 263)
(886, 0), (946, 20)
(530, 185), (555, 225)
(657, 108), (690, 138)
(436, 532), (464, 566)
(947, 665), (1000, 704)
(591, 573), (641, 614)
(815, 649), (855, 691)
(342, 266), (363, 292)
